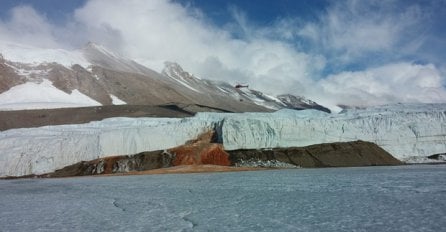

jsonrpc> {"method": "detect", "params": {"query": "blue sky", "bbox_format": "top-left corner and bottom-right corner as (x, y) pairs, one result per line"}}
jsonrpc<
(181, 0), (328, 26)
(0, 0), (84, 23)
(0, 0), (445, 107)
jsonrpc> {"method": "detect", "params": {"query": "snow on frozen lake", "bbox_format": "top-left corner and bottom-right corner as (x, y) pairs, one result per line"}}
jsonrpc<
(1, 165), (445, 231)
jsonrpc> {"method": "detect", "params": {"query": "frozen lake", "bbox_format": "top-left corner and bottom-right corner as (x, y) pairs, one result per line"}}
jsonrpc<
(1, 165), (445, 231)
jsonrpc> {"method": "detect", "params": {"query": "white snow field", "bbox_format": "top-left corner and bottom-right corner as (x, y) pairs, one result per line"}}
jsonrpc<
(0, 79), (102, 110)
(0, 41), (91, 68)
(0, 103), (445, 177)
(1, 165), (445, 231)
(110, 94), (127, 105)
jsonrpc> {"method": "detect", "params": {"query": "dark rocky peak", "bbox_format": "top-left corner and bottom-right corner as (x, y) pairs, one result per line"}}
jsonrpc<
(81, 42), (153, 75)
(82, 41), (119, 59)
(278, 94), (331, 113)
(162, 61), (198, 81)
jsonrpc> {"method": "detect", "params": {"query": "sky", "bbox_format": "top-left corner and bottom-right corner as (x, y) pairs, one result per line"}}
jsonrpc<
(0, 0), (445, 108)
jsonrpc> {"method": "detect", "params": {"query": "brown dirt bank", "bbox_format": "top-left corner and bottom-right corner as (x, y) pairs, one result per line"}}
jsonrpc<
(228, 140), (403, 168)
(31, 140), (402, 179)
(0, 103), (234, 131)
(0, 130), (403, 179)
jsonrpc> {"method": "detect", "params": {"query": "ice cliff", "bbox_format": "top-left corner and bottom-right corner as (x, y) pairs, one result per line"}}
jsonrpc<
(1, 103), (445, 177)
(219, 104), (446, 161)
(0, 117), (216, 176)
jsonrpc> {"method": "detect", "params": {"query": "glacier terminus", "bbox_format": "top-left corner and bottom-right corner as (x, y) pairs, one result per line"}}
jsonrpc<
(0, 103), (445, 177)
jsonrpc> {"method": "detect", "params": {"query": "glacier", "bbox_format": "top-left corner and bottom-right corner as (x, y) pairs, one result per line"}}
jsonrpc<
(0, 117), (216, 177)
(219, 104), (446, 160)
(1, 103), (445, 177)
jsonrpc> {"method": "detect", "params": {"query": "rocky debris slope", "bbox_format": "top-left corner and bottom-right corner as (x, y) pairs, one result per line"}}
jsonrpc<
(229, 141), (402, 168)
(0, 104), (209, 131)
(42, 150), (171, 178)
(35, 137), (400, 178)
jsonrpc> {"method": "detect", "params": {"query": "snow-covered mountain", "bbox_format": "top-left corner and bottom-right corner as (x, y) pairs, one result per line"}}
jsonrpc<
(1, 103), (445, 177)
(0, 41), (328, 112)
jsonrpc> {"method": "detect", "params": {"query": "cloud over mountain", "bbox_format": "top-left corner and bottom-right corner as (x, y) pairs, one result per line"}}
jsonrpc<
(0, 0), (445, 108)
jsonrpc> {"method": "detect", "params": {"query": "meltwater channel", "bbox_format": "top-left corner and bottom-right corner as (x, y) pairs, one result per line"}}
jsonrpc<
(1, 165), (445, 231)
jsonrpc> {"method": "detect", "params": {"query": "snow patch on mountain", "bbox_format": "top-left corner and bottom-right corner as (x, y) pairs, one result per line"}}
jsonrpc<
(0, 41), (91, 68)
(162, 62), (201, 92)
(82, 42), (152, 75)
(4, 62), (48, 78)
(110, 95), (126, 105)
(0, 79), (101, 110)
(237, 87), (285, 110)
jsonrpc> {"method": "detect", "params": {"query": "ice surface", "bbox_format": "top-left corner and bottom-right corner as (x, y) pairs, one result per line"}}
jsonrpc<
(0, 79), (101, 111)
(0, 103), (445, 176)
(1, 165), (445, 231)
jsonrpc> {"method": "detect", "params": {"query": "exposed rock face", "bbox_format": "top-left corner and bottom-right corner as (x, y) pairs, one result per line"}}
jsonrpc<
(45, 150), (172, 177)
(277, 94), (331, 113)
(169, 131), (230, 166)
(170, 144), (230, 166)
(228, 141), (403, 168)
(48, 64), (112, 105)
(0, 58), (26, 93)
(427, 153), (446, 162)
(37, 140), (401, 178)
(43, 131), (231, 177)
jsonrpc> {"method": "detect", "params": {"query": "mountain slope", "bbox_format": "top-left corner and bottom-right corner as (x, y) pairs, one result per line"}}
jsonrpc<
(0, 41), (328, 113)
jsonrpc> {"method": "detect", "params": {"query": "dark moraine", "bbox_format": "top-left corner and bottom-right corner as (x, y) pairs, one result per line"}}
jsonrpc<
(228, 140), (403, 168)
(28, 140), (403, 178)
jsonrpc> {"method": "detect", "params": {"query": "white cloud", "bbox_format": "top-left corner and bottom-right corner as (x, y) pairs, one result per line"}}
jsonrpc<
(317, 62), (446, 107)
(72, 0), (322, 94)
(0, 5), (59, 47)
(0, 0), (445, 108)
(298, 0), (427, 63)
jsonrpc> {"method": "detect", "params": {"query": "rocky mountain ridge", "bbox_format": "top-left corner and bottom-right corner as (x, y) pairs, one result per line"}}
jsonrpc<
(0, 41), (329, 113)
